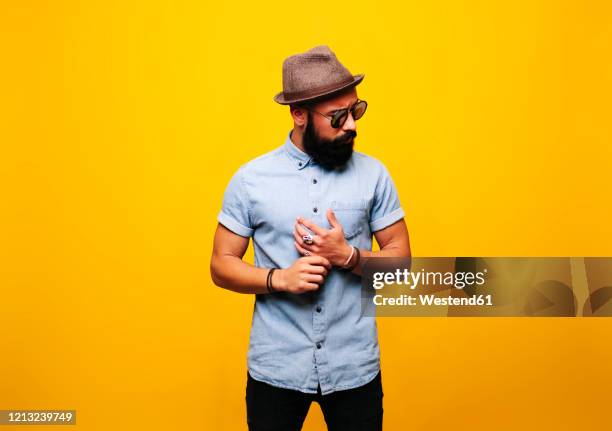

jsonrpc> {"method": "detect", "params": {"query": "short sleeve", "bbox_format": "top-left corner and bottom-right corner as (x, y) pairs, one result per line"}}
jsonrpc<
(369, 162), (405, 232)
(217, 167), (254, 238)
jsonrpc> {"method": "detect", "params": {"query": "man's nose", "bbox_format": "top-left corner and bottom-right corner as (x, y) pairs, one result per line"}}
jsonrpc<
(341, 111), (356, 132)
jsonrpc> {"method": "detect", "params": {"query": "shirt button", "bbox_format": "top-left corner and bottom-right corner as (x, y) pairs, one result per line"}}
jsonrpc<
(313, 207), (318, 213)
(312, 179), (317, 184)
(298, 162), (303, 167)
(316, 343), (322, 349)
(316, 306), (322, 312)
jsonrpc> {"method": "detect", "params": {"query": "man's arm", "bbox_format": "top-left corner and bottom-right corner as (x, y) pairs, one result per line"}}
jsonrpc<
(210, 223), (271, 294)
(293, 214), (411, 276)
(345, 218), (411, 276)
(210, 223), (332, 294)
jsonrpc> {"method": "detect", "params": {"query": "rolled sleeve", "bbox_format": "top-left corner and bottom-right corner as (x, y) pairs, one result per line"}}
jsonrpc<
(217, 167), (254, 238)
(369, 162), (405, 233)
(370, 206), (405, 232)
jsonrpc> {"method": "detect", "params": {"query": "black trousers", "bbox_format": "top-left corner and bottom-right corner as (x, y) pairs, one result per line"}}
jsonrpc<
(246, 371), (383, 431)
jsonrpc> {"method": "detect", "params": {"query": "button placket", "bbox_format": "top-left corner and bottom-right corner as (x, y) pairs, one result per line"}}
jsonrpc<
(312, 292), (325, 384)
(307, 164), (328, 390)
(313, 299), (325, 349)
(313, 343), (331, 392)
(308, 165), (321, 218)
(310, 165), (325, 335)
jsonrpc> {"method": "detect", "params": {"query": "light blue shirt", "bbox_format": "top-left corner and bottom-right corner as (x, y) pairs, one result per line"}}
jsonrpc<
(217, 130), (405, 395)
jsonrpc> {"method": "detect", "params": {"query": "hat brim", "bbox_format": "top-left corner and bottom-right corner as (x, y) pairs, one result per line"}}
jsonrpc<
(273, 74), (365, 105)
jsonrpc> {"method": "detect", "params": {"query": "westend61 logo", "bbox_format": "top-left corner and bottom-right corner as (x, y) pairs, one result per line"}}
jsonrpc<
(372, 267), (487, 290)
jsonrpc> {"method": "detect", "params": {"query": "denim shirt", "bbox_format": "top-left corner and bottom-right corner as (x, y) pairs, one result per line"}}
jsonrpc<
(217, 130), (405, 395)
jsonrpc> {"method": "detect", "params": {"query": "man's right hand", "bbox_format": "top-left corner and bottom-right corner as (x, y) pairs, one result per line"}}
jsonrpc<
(272, 256), (332, 294)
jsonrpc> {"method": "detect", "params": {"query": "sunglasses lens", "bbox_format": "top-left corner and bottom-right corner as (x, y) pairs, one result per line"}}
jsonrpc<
(352, 100), (367, 121)
(332, 111), (348, 128)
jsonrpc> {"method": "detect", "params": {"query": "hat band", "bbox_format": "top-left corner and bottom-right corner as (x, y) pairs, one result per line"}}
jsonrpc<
(283, 76), (355, 101)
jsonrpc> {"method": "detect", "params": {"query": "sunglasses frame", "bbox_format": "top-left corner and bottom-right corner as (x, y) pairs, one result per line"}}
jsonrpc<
(308, 99), (368, 129)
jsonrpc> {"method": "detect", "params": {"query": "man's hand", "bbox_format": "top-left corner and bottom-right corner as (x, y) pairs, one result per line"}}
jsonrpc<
(293, 208), (353, 268)
(273, 256), (332, 294)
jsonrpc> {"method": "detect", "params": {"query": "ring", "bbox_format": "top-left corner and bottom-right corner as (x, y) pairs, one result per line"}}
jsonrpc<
(302, 233), (314, 245)
(304, 251), (310, 256)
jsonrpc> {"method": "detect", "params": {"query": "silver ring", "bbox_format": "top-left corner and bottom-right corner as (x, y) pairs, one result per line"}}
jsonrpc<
(304, 251), (311, 256)
(302, 233), (314, 245)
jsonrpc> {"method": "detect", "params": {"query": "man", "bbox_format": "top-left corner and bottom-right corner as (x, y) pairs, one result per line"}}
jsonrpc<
(210, 45), (411, 431)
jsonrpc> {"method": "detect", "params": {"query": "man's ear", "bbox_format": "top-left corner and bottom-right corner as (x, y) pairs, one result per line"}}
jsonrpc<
(290, 104), (308, 127)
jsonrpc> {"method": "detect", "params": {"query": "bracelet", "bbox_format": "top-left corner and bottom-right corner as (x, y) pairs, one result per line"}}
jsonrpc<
(345, 247), (361, 272)
(342, 246), (356, 268)
(266, 268), (277, 294)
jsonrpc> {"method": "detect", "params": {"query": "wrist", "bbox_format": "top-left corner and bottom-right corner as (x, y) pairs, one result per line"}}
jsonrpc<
(340, 243), (355, 268)
(271, 269), (286, 292)
(344, 246), (360, 272)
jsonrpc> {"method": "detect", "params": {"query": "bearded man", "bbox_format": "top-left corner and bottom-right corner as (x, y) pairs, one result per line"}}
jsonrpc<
(211, 45), (411, 431)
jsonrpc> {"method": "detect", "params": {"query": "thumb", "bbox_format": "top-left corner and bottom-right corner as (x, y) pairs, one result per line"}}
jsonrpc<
(327, 208), (340, 229)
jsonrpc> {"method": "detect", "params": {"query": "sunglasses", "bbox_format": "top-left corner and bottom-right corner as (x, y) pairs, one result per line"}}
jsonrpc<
(309, 99), (368, 128)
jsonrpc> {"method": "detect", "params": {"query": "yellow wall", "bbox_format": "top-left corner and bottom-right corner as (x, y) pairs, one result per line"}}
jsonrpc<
(1, 1), (611, 429)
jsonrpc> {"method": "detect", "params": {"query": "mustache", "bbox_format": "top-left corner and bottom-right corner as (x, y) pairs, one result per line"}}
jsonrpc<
(336, 130), (357, 143)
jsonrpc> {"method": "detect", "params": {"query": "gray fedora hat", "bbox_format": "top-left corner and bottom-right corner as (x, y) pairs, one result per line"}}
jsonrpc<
(273, 45), (364, 105)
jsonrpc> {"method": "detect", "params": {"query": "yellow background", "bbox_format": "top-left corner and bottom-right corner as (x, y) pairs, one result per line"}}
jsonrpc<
(1, 1), (611, 429)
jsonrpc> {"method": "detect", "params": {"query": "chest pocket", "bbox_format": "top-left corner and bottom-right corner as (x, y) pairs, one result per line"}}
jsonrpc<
(331, 199), (368, 240)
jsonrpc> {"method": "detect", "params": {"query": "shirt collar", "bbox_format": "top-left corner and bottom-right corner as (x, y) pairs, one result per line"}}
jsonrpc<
(283, 130), (312, 170)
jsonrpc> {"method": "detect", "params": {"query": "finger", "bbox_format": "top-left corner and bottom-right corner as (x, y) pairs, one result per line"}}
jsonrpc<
(327, 208), (341, 229)
(304, 273), (325, 284)
(295, 223), (321, 246)
(306, 265), (329, 277)
(294, 222), (311, 237)
(294, 228), (321, 248)
(297, 217), (327, 236)
(293, 228), (319, 246)
(294, 232), (315, 251)
(294, 240), (312, 256)
(306, 255), (331, 269)
(302, 282), (320, 291)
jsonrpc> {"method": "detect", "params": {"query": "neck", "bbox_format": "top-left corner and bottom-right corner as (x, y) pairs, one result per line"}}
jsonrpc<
(290, 128), (306, 152)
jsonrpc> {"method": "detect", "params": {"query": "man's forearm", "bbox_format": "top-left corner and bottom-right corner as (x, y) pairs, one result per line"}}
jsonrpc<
(347, 246), (410, 276)
(211, 254), (272, 294)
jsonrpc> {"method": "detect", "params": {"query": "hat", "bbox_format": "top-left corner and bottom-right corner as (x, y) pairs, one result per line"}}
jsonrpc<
(273, 45), (364, 105)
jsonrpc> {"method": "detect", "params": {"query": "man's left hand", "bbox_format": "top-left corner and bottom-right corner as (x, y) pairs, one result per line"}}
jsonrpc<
(294, 208), (353, 268)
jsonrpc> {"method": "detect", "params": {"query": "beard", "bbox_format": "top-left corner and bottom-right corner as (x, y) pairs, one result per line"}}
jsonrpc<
(302, 111), (356, 170)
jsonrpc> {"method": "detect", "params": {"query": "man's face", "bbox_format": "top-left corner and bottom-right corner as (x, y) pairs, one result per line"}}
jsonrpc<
(301, 88), (359, 171)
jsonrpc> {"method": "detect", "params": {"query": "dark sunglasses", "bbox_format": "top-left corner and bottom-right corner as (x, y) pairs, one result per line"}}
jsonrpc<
(309, 99), (368, 128)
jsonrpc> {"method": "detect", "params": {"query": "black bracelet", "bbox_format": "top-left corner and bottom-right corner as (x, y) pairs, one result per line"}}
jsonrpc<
(345, 247), (361, 272)
(266, 268), (277, 294)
